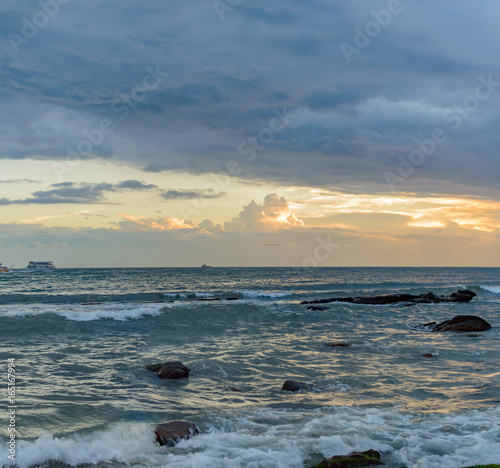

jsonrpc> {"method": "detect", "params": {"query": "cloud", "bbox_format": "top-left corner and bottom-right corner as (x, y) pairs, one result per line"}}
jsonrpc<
(116, 180), (157, 190)
(1, 1), (499, 197)
(224, 193), (304, 231)
(28, 241), (67, 248)
(118, 213), (194, 230)
(0, 180), (158, 204)
(0, 179), (41, 184)
(161, 189), (224, 200)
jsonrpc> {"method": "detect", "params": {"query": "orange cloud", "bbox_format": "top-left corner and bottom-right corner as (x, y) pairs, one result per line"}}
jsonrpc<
(118, 213), (194, 230)
(224, 193), (304, 231)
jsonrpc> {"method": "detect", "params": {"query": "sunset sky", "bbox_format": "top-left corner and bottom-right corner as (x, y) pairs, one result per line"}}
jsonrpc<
(1, 0), (499, 267)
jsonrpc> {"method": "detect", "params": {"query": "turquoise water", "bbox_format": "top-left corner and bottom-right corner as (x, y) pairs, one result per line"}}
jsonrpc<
(0, 267), (499, 467)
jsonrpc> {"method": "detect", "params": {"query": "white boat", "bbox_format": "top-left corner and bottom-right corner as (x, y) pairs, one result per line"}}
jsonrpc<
(0, 262), (9, 273)
(26, 261), (56, 270)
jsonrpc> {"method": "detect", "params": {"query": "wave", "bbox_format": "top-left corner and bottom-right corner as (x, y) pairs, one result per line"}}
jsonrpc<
(2, 406), (500, 468)
(0, 302), (174, 322)
(234, 290), (292, 298)
(480, 285), (500, 294)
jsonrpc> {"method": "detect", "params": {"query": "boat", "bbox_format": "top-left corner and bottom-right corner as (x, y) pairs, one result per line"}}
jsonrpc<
(201, 263), (213, 268)
(0, 262), (9, 272)
(26, 261), (56, 270)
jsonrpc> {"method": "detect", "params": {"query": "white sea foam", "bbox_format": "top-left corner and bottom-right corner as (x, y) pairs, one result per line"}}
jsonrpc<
(235, 290), (292, 298)
(480, 285), (500, 294)
(2, 406), (499, 468)
(0, 423), (159, 468)
(0, 302), (169, 321)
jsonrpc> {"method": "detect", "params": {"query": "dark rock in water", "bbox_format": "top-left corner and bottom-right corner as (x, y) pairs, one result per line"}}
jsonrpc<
(432, 315), (492, 333)
(326, 342), (351, 347)
(422, 353), (434, 358)
(307, 306), (331, 311)
(227, 386), (243, 392)
(419, 321), (437, 328)
(461, 465), (500, 468)
(301, 290), (477, 306)
(226, 297), (239, 300)
(145, 363), (164, 373)
(146, 361), (190, 379)
(282, 380), (307, 392)
(312, 449), (383, 467)
(154, 420), (199, 447)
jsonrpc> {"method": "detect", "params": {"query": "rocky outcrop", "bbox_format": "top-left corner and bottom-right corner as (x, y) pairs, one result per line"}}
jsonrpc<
(301, 289), (477, 306)
(282, 380), (308, 392)
(146, 361), (190, 379)
(312, 449), (383, 467)
(432, 315), (492, 332)
(154, 420), (199, 446)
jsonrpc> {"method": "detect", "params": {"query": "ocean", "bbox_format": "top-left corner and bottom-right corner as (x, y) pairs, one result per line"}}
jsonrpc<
(0, 267), (499, 468)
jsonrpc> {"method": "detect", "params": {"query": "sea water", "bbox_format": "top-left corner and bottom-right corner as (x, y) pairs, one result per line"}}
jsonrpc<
(0, 267), (499, 468)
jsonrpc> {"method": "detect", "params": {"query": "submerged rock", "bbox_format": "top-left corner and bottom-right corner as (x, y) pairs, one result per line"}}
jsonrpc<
(154, 420), (199, 446)
(461, 465), (500, 468)
(282, 380), (308, 392)
(312, 449), (383, 467)
(301, 289), (477, 306)
(432, 315), (492, 333)
(227, 386), (243, 392)
(146, 361), (190, 379)
(326, 342), (351, 347)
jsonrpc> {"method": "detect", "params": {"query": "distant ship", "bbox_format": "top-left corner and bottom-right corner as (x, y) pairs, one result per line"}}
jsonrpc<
(0, 262), (9, 273)
(201, 263), (213, 268)
(26, 261), (56, 270)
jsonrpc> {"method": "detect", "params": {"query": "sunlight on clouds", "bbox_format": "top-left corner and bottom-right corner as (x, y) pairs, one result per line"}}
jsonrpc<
(118, 213), (194, 230)
(297, 189), (500, 234)
(224, 194), (304, 232)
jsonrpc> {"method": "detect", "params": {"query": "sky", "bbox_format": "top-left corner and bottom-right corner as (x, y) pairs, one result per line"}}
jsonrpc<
(1, 0), (500, 267)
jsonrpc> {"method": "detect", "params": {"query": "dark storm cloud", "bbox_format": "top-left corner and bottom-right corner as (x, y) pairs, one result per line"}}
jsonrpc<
(161, 189), (225, 200)
(0, 180), (158, 204)
(1, 0), (500, 196)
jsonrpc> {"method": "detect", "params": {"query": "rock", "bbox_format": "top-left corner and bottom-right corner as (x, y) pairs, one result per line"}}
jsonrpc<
(422, 353), (433, 358)
(461, 465), (500, 468)
(312, 449), (383, 467)
(145, 363), (164, 373)
(146, 361), (190, 379)
(301, 290), (477, 306)
(432, 315), (492, 333)
(326, 342), (351, 347)
(226, 297), (239, 300)
(154, 420), (199, 447)
(282, 380), (307, 392)
(227, 386), (243, 392)
(307, 306), (331, 311)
